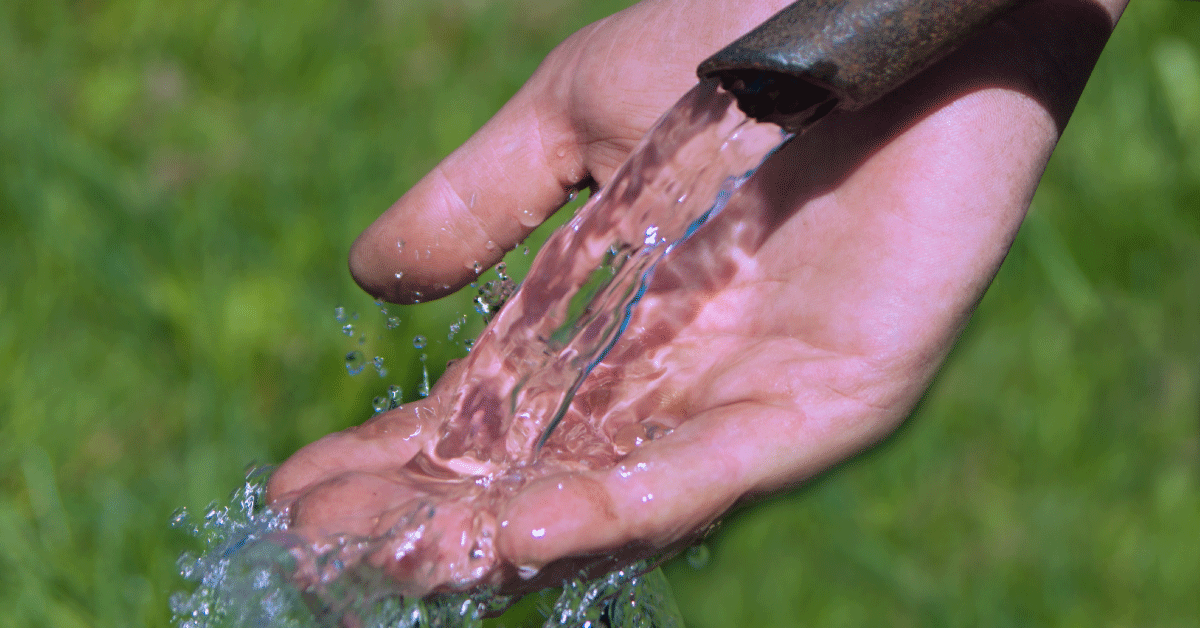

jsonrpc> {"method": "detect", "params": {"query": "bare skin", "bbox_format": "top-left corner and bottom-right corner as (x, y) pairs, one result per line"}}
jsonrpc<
(268, 0), (1129, 598)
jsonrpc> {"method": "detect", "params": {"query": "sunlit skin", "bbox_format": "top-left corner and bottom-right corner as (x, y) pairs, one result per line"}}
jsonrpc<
(267, 0), (1128, 596)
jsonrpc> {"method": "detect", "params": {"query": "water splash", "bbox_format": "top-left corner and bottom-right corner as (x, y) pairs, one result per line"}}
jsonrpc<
(172, 469), (683, 628)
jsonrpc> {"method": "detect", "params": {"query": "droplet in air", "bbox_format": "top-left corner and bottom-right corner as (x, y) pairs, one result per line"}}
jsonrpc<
(447, 314), (467, 340)
(463, 338), (475, 352)
(372, 396), (389, 414)
(386, 316), (401, 329)
(566, 189), (578, 203)
(522, 245), (529, 255)
(685, 544), (710, 570)
(373, 356), (386, 377)
(417, 357), (430, 398)
(344, 351), (366, 376)
(334, 306), (347, 323)
(412, 335), (427, 349)
(387, 385), (402, 407)
(341, 324), (354, 337)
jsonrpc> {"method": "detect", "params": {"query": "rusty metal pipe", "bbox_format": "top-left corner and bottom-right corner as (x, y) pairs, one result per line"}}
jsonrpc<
(698, 0), (1030, 130)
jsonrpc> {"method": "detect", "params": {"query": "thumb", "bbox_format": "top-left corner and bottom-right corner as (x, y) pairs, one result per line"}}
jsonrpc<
(349, 65), (590, 304)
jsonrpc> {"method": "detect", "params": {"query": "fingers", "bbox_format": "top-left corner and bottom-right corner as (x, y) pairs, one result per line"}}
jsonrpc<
(266, 404), (430, 503)
(349, 53), (590, 304)
(495, 396), (882, 571)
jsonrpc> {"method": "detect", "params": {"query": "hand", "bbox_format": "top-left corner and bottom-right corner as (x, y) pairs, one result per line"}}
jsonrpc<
(267, 0), (1127, 597)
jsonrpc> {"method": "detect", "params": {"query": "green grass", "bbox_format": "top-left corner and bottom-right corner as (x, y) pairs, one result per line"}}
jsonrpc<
(1, 1), (1197, 626)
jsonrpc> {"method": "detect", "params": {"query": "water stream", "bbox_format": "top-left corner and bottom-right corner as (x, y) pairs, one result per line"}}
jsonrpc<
(173, 78), (791, 627)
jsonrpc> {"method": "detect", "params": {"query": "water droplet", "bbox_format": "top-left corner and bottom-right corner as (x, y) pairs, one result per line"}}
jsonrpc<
(471, 261), (481, 274)
(373, 356), (386, 377)
(418, 357), (430, 398)
(341, 323), (354, 337)
(496, 262), (507, 279)
(394, 271), (404, 280)
(344, 351), (366, 376)
(334, 306), (346, 323)
(372, 396), (389, 413)
(517, 565), (540, 580)
(644, 225), (659, 246)
(396, 239), (405, 252)
(685, 544), (710, 570)
(412, 335), (427, 349)
(522, 245), (529, 255)
(462, 338), (474, 352)
(566, 189), (578, 202)
(387, 385), (403, 407)
(447, 314), (467, 341)
(386, 316), (401, 329)
(484, 240), (497, 251)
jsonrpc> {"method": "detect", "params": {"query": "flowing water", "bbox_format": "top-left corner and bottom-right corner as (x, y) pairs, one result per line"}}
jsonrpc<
(173, 78), (791, 627)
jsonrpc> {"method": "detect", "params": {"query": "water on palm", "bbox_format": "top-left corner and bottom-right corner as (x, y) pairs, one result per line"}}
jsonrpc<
(172, 78), (790, 627)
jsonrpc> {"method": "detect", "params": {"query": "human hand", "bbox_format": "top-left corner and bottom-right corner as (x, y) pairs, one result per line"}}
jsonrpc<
(267, 0), (1127, 597)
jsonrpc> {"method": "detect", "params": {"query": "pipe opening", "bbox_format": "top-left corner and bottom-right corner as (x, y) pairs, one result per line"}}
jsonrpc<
(709, 70), (838, 131)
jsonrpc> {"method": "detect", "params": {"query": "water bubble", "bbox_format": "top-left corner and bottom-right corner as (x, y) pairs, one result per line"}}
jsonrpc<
(386, 315), (401, 329)
(344, 351), (366, 376)
(335, 306), (346, 323)
(342, 323), (354, 337)
(685, 544), (710, 570)
(412, 335), (427, 349)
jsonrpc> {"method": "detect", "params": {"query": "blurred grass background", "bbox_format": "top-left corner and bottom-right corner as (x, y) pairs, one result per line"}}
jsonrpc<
(1, 0), (1197, 626)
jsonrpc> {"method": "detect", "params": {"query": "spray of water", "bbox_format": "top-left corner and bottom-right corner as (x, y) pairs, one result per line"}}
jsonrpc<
(171, 468), (683, 627)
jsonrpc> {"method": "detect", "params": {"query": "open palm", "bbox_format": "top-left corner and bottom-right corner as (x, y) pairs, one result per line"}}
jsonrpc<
(267, 0), (1122, 597)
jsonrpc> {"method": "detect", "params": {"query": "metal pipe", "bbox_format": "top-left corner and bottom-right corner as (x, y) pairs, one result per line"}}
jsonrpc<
(698, 0), (1030, 131)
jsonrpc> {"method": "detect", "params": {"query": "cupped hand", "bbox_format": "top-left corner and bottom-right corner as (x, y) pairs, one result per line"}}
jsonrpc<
(268, 0), (1125, 598)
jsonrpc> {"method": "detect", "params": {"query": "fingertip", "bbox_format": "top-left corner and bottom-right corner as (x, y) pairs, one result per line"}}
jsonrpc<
(349, 87), (587, 304)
